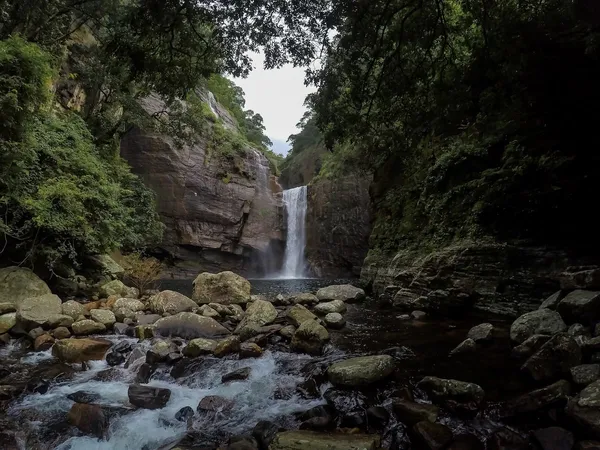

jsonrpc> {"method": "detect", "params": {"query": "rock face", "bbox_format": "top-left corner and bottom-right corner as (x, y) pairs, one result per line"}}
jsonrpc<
(0, 267), (51, 307)
(120, 93), (284, 278)
(154, 312), (230, 339)
(269, 430), (380, 450)
(327, 355), (395, 387)
(305, 176), (372, 277)
(192, 271), (251, 305)
(510, 309), (567, 344)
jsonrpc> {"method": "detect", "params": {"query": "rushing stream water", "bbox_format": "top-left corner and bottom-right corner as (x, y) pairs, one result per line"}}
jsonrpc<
(0, 279), (529, 450)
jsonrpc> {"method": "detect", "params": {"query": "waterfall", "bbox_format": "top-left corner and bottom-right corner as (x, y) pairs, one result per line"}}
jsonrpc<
(281, 186), (307, 278)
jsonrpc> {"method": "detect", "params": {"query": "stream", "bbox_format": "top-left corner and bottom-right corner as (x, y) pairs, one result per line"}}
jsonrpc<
(0, 279), (532, 450)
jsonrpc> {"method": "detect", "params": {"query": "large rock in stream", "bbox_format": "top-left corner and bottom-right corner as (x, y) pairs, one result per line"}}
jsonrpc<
(510, 309), (567, 344)
(153, 312), (230, 339)
(235, 299), (277, 334)
(128, 385), (171, 409)
(192, 271), (251, 305)
(418, 377), (485, 412)
(52, 338), (112, 363)
(148, 290), (197, 314)
(16, 294), (63, 330)
(521, 333), (582, 381)
(327, 355), (395, 387)
(269, 430), (380, 450)
(67, 403), (108, 438)
(0, 267), (51, 307)
(290, 320), (329, 355)
(316, 285), (365, 303)
(558, 290), (600, 324)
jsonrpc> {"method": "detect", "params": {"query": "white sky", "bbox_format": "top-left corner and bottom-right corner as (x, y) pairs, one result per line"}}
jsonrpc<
(231, 52), (316, 154)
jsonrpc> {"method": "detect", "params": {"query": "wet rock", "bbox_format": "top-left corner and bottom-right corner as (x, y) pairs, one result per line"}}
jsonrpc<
(192, 271), (251, 305)
(450, 339), (477, 357)
(505, 379), (571, 415)
(128, 384), (171, 409)
(72, 319), (107, 335)
(240, 342), (263, 358)
(16, 294), (62, 330)
(383, 346), (416, 360)
(0, 313), (16, 334)
(106, 351), (125, 366)
(53, 326), (71, 339)
(235, 299), (277, 335)
(510, 309), (567, 344)
(324, 388), (368, 416)
(197, 395), (234, 412)
(448, 434), (484, 450)
(486, 428), (528, 450)
(0, 334), (9, 345)
(214, 335), (241, 357)
(146, 339), (173, 364)
(291, 320), (329, 355)
(366, 406), (390, 429)
(299, 405), (335, 430)
(166, 352), (182, 364)
(412, 421), (453, 450)
(293, 293), (319, 305)
(34, 334), (54, 351)
(134, 325), (154, 340)
(412, 310), (427, 320)
(67, 403), (107, 438)
(252, 420), (280, 450)
(417, 377), (485, 412)
(314, 300), (347, 315)
(269, 430), (379, 450)
(316, 285), (365, 303)
(340, 410), (366, 428)
(136, 363), (155, 383)
(392, 399), (439, 425)
(0, 267), (51, 307)
(52, 338), (112, 363)
(175, 406), (194, 423)
(569, 323), (591, 338)
(557, 290), (600, 324)
(286, 304), (318, 327)
(467, 323), (494, 342)
(539, 291), (564, 310)
(90, 309), (116, 328)
(222, 367), (251, 383)
(511, 334), (551, 360)
(67, 391), (101, 403)
(327, 355), (395, 387)
(113, 307), (135, 323)
(0, 385), (19, 400)
(228, 435), (259, 450)
(113, 323), (129, 335)
(571, 364), (600, 386)
(531, 427), (574, 450)
(324, 313), (346, 329)
(154, 312), (230, 339)
(565, 379), (600, 437)
(183, 338), (217, 357)
(521, 333), (582, 382)
(279, 325), (296, 339)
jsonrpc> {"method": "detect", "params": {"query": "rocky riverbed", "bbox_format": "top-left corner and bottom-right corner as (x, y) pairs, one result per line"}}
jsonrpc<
(0, 266), (599, 449)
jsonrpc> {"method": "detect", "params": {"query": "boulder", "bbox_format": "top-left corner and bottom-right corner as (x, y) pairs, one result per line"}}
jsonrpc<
(565, 380), (600, 438)
(293, 293), (319, 305)
(113, 307), (135, 322)
(412, 421), (454, 450)
(113, 298), (145, 312)
(239, 342), (263, 358)
(197, 395), (234, 412)
(16, 294), (62, 330)
(572, 364), (600, 386)
(314, 300), (347, 315)
(316, 285), (365, 303)
(531, 427), (574, 450)
(148, 290), (197, 315)
(511, 334), (551, 360)
(539, 291), (564, 310)
(113, 323), (129, 335)
(146, 339), (173, 364)
(0, 267), (51, 307)
(417, 377), (485, 411)
(67, 391), (101, 404)
(290, 320), (329, 355)
(467, 323), (494, 342)
(279, 325), (296, 339)
(0, 313), (16, 334)
(412, 310), (427, 319)
(505, 379), (571, 415)
(392, 399), (439, 425)
(72, 319), (106, 335)
(134, 325), (154, 340)
(557, 290), (600, 324)
(235, 299), (277, 334)
(53, 326), (71, 339)
(192, 271), (251, 305)
(324, 313), (346, 329)
(450, 339), (477, 357)
(286, 304), (317, 327)
(327, 355), (395, 387)
(99, 279), (129, 298)
(137, 313), (161, 325)
(47, 314), (74, 328)
(62, 300), (86, 320)
(521, 333), (582, 382)
(199, 305), (220, 318)
(34, 334), (54, 351)
(222, 367), (251, 383)
(106, 351), (125, 366)
(90, 309), (116, 328)
(183, 338), (217, 357)
(153, 312), (230, 339)
(67, 403), (107, 438)
(128, 385), (171, 409)
(253, 420), (280, 450)
(510, 309), (567, 344)
(214, 335), (241, 357)
(268, 430), (379, 450)
(52, 338), (112, 363)
(175, 406), (195, 423)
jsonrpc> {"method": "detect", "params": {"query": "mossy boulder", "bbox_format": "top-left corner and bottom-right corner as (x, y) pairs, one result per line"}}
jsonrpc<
(291, 320), (329, 355)
(154, 312), (230, 339)
(149, 290), (197, 315)
(235, 299), (277, 334)
(327, 355), (395, 387)
(52, 338), (112, 363)
(0, 267), (51, 307)
(16, 294), (62, 330)
(192, 271), (251, 305)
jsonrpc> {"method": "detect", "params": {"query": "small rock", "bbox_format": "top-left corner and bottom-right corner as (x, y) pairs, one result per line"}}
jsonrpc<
(135, 363), (154, 383)
(52, 326), (71, 339)
(61, 300), (86, 320)
(571, 364), (600, 386)
(324, 313), (346, 329)
(290, 320), (329, 355)
(0, 303), (16, 315)
(418, 376), (485, 412)
(175, 405), (194, 422)
(450, 339), (477, 357)
(47, 314), (74, 328)
(240, 342), (263, 358)
(568, 323), (591, 338)
(316, 284), (365, 303)
(398, 314), (411, 320)
(294, 293), (319, 305)
(67, 391), (101, 404)
(448, 434), (484, 450)
(286, 304), (318, 327)
(486, 427), (528, 450)
(200, 304), (220, 318)
(222, 367), (251, 383)
(269, 430), (378, 450)
(565, 379), (600, 436)
(505, 379), (571, 415)
(113, 307), (135, 323)
(134, 325), (154, 340)
(149, 290), (196, 315)
(521, 333), (582, 382)
(0, 313), (16, 334)
(197, 395), (234, 412)
(34, 334), (54, 351)
(413, 421), (453, 450)
(67, 403), (107, 438)
(577, 442), (600, 450)
(192, 271), (251, 305)
(106, 351), (125, 366)
(183, 338), (217, 357)
(392, 399), (439, 425)
(327, 355), (395, 387)
(72, 319), (106, 336)
(314, 300), (347, 315)
(366, 406), (390, 428)
(128, 385), (170, 409)
(531, 427), (574, 450)
(279, 325), (296, 339)
(90, 309), (116, 328)
(153, 312), (230, 339)
(214, 335), (241, 357)
(467, 323), (494, 342)
(124, 346), (146, 368)
(412, 310), (427, 320)
(145, 339), (172, 364)
(252, 420), (280, 449)
(511, 334), (551, 360)
(28, 326), (45, 340)
(113, 323), (129, 335)
(539, 291), (564, 310)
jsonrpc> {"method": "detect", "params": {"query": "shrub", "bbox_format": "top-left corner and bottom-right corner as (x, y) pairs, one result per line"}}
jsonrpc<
(120, 253), (162, 295)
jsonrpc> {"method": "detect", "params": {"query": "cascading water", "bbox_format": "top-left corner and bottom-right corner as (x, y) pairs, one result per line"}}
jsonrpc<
(281, 186), (307, 278)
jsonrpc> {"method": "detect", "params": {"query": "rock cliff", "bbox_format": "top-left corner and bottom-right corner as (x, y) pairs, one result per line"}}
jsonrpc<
(121, 93), (284, 278)
(306, 177), (372, 277)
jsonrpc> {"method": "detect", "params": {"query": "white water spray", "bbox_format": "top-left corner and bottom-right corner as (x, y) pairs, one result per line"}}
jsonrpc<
(281, 186), (307, 278)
